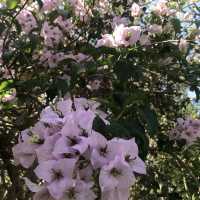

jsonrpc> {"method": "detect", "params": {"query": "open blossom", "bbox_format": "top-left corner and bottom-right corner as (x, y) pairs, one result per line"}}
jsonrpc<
(16, 10), (37, 34)
(96, 34), (117, 48)
(54, 16), (74, 32)
(38, 49), (67, 68)
(96, 24), (141, 48)
(13, 97), (145, 200)
(59, 179), (96, 200)
(34, 158), (77, 199)
(41, 22), (63, 47)
(131, 3), (141, 17)
(113, 24), (141, 47)
(42, 0), (60, 11)
(169, 117), (200, 145)
(99, 156), (135, 192)
(153, 0), (169, 16)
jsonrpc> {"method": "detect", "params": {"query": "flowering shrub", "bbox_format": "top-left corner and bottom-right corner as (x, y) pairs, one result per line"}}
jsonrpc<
(0, 0), (200, 199)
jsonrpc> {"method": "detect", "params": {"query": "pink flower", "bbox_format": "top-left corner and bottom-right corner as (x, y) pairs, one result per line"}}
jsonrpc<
(69, 0), (91, 22)
(75, 109), (96, 132)
(179, 38), (188, 53)
(12, 142), (37, 168)
(169, 117), (200, 145)
(33, 186), (55, 200)
(96, 34), (117, 48)
(153, 1), (169, 16)
(34, 158), (77, 199)
(99, 156), (135, 192)
(54, 16), (74, 31)
(89, 131), (109, 168)
(59, 179), (96, 200)
(42, 0), (59, 12)
(40, 106), (64, 126)
(38, 49), (67, 68)
(36, 134), (60, 163)
(131, 3), (141, 17)
(112, 16), (129, 29)
(12, 129), (44, 168)
(16, 10), (37, 34)
(41, 22), (63, 47)
(56, 99), (72, 116)
(110, 138), (146, 174)
(113, 24), (141, 47)
(53, 135), (89, 157)
(12, 97), (146, 199)
(61, 114), (81, 137)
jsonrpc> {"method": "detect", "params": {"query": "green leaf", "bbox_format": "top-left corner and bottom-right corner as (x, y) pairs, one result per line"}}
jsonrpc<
(171, 18), (181, 34)
(92, 116), (107, 136)
(114, 60), (135, 82)
(0, 80), (13, 92)
(106, 120), (130, 139)
(139, 106), (159, 136)
(6, 0), (20, 9)
(121, 119), (149, 159)
(36, 0), (43, 9)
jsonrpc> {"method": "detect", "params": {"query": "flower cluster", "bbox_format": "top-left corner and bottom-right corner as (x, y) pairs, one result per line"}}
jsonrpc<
(153, 0), (170, 16)
(96, 24), (141, 48)
(41, 22), (63, 47)
(42, 0), (60, 12)
(169, 118), (200, 145)
(12, 97), (146, 200)
(16, 10), (37, 34)
(69, 0), (91, 22)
